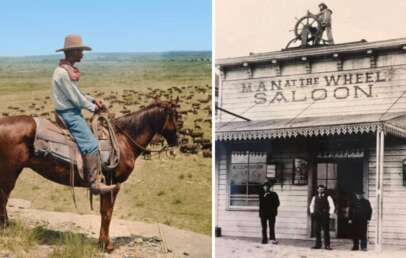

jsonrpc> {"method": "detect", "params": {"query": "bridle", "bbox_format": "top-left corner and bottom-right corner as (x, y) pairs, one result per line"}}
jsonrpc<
(113, 107), (177, 155)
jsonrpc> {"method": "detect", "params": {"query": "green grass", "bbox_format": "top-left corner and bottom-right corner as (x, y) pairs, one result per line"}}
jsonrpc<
(0, 220), (102, 258)
(2, 52), (212, 236)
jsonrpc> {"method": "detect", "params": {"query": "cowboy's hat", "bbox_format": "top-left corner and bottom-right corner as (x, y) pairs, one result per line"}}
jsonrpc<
(56, 34), (92, 52)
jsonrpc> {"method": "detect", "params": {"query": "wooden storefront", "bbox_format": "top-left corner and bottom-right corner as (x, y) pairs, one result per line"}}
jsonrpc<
(215, 38), (406, 248)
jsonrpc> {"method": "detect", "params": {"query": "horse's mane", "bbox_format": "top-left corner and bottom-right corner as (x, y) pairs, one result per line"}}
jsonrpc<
(112, 102), (168, 137)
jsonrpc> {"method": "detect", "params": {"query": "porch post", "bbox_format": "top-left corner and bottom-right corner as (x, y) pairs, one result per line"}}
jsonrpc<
(375, 126), (384, 251)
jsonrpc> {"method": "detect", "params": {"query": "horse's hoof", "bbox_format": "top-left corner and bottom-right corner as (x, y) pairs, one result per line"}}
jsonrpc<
(99, 241), (114, 253)
(105, 244), (114, 253)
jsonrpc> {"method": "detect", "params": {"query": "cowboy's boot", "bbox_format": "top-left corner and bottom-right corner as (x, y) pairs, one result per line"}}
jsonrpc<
(84, 152), (118, 195)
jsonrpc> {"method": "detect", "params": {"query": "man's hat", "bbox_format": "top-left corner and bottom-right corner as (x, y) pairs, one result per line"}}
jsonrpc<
(56, 34), (92, 52)
(354, 190), (365, 194)
(266, 177), (277, 185)
(319, 2), (328, 9)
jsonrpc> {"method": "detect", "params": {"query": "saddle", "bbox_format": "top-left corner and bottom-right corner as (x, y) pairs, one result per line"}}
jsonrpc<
(33, 114), (119, 181)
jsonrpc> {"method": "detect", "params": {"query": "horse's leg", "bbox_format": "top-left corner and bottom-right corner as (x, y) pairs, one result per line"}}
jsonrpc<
(0, 166), (22, 227)
(99, 189), (119, 253)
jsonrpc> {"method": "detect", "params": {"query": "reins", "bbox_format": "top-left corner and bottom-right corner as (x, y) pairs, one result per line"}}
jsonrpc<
(112, 111), (172, 156)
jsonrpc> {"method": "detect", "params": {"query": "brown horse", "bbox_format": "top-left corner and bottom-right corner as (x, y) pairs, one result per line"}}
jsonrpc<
(0, 99), (179, 252)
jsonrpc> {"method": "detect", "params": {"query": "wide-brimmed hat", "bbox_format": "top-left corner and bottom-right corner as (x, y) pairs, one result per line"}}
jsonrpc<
(56, 34), (92, 52)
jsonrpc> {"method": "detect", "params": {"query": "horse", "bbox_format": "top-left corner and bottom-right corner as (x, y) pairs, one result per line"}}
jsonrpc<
(0, 98), (179, 252)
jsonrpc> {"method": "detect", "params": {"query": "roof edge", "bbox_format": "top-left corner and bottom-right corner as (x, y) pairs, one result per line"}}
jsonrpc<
(216, 37), (406, 67)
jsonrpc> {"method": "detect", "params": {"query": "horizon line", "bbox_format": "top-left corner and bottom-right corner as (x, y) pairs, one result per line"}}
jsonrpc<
(0, 50), (212, 58)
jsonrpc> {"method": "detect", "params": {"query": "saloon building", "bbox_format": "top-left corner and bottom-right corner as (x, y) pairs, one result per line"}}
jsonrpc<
(215, 38), (406, 248)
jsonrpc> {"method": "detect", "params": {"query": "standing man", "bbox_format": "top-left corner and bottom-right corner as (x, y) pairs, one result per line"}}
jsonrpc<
(52, 34), (118, 195)
(309, 185), (335, 250)
(316, 3), (334, 44)
(259, 178), (280, 244)
(349, 191), (372, 251)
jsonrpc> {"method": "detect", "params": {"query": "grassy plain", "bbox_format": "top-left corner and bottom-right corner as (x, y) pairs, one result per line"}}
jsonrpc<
(0, 52), (212, 240)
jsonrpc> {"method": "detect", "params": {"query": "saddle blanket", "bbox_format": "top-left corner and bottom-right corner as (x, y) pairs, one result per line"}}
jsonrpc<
(32, 117), (113, 177)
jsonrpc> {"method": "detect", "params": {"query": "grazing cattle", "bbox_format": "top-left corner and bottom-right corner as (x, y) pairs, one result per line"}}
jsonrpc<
(179, 128), (192, 136)
(180, 143), (199, 154)
(193, 137), (203, 144)
(190, 131), (203, 138)
(179, 137), (189, 144)
(202, 149), (211, 158)
(200, 139), (211, 150)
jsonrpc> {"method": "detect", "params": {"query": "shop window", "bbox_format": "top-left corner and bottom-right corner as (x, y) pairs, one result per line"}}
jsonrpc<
(317, 163), (338, 191)
(229, 151), (267, 208)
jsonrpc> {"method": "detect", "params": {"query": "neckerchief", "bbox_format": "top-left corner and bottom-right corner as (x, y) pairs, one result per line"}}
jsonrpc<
(59, 60), (80, 81)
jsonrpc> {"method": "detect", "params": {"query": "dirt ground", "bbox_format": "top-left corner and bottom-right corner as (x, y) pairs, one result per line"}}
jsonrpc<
(215, 236), (406, 258)
(6, 198), (211, 258)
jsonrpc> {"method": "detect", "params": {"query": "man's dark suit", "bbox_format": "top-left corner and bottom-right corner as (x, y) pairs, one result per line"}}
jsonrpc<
(259, 183), (280, 243)
(349, 196), (372, 250)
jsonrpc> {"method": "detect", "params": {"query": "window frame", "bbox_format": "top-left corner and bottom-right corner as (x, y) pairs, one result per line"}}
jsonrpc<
(227, 151), (267, 210)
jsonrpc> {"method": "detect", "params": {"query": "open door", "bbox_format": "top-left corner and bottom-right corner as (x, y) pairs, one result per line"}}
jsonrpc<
(336, 159), (363, 238)
(311, 159), (364, 239)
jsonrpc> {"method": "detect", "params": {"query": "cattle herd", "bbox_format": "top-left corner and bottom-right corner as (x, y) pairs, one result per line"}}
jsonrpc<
(2, 84), (212, 159)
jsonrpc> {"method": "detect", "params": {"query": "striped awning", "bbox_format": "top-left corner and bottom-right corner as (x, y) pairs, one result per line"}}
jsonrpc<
(216, 112), (406, 141)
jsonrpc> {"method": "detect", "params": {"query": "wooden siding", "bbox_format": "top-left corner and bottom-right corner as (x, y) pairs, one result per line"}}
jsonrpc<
(218, 53), (406, 122)
(368, 142), (406, 245)
(220, 67), (406, 122)
(216, 140), (406, 245)
(216, 151), (310, 239)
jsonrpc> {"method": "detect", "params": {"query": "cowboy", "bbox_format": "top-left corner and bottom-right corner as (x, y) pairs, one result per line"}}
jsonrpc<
(309, 185), (335, 250)
(259, 177), (280, 244)
(315, 3), (334, 44)
(348, 190), (372, 251)
(52, 34), (118, 195)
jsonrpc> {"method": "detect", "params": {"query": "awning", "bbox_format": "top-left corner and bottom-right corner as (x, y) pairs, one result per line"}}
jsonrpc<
(216, 112), (406, 141)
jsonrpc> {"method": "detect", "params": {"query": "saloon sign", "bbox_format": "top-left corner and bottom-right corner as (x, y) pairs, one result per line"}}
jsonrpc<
(239, 70), (388, 104)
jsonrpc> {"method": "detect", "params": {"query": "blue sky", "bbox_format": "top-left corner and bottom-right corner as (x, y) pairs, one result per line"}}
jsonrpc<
(0, 0), (211, 56)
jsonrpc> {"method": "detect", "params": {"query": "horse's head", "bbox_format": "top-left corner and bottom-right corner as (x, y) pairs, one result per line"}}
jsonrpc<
(154, 97), (180, 147)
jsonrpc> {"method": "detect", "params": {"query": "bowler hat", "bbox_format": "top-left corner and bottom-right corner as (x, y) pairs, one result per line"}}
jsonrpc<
(56, 34), (92, 52)
(266, 177), (277, 185)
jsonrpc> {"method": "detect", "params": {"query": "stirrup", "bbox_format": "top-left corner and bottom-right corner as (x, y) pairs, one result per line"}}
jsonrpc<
(90, 182), (120, 195)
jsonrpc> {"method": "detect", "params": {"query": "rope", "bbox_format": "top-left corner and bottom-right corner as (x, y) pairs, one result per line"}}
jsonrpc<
(91, 113), (121, 171)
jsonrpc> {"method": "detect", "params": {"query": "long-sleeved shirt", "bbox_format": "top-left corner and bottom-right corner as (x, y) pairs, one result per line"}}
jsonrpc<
(316, 9), (332, 26)
(309, 194), (335, 215)
(52, 67), (96, 112)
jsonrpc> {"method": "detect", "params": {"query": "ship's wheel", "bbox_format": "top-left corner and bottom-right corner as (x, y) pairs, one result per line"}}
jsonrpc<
(285, 13), (325, 49)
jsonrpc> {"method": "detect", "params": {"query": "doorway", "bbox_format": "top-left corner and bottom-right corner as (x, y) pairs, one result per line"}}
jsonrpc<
(313, 159), (363, 239)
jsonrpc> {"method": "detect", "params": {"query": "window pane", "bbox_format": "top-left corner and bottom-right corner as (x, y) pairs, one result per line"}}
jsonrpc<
(231, 152), (248, 163)
(249, 153), (267, 163)
(327, 163), (337, 179)
(317, 179), (326, 187)
(327, 180), (336, 190)
(249, 164), (267, 184)
(230, 195), (247, 206)
(229, 152), (267, 207)
(230, 164), (248, 185)
(317, 163), (327, 179)
(248, 184), (262, 196)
